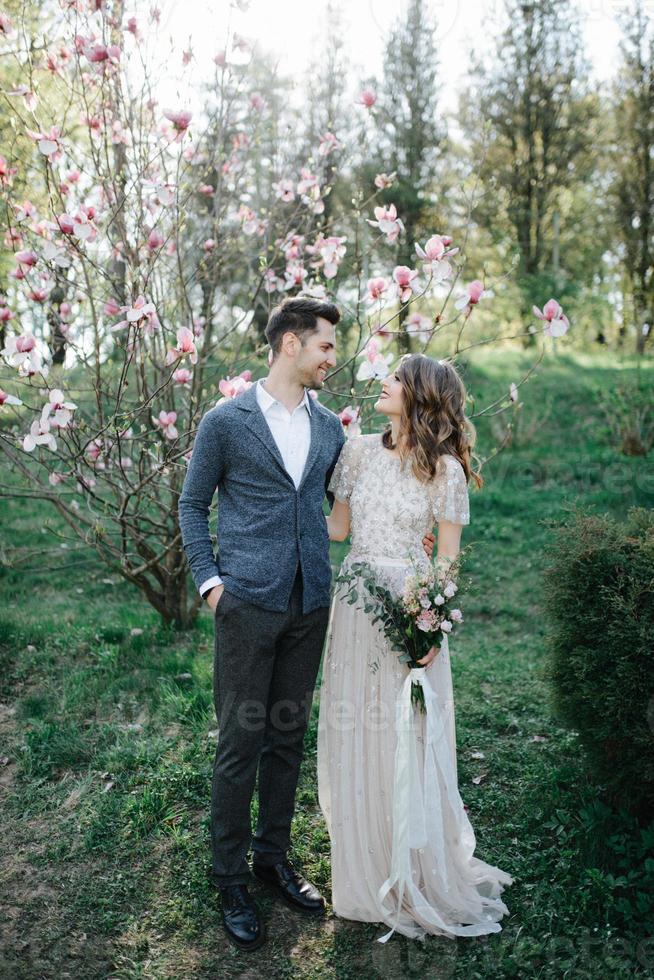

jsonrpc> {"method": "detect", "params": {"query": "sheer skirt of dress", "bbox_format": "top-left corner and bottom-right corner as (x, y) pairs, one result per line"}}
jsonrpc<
(317, 553), (514, 941)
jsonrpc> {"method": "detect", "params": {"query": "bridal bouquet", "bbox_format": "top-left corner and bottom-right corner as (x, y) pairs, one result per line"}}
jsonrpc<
(336, 557), (465, 713)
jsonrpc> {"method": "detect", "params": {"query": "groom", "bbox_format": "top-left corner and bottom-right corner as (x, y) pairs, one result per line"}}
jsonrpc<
(179, 296), (435, 951)
(179, 297), (345, 950)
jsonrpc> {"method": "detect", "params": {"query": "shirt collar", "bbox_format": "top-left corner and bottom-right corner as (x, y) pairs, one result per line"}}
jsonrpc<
(256, 377), (312, 416)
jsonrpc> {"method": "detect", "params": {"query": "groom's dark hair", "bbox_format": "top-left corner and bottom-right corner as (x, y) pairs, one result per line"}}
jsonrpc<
(265, 296), (340, 357)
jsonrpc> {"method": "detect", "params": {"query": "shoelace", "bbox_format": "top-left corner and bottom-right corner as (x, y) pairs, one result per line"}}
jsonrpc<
(224, 886), (252, 910)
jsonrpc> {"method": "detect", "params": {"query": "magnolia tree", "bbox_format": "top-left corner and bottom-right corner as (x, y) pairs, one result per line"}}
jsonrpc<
(0, 0), (570, 627)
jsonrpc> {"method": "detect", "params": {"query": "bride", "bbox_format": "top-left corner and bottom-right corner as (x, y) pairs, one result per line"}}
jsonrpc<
(317, 352), (514, 942)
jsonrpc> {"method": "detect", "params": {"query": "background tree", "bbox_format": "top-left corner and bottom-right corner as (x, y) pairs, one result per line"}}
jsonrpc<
(460, 0), (598, 346)
(367, 0), (445, 352)
(0, 0), (573, 628)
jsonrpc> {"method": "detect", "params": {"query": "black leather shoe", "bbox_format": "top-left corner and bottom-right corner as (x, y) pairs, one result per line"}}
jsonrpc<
(252, 859), (326, 915)
(218, 884), (266, 950)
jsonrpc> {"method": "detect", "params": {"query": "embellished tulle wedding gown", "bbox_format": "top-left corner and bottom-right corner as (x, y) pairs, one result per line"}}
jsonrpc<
(317, 433), (514, 942)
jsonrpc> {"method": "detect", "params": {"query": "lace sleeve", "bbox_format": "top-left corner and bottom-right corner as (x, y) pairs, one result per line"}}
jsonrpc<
(328, 436), (360, 503)
(431, 455), (470, 525)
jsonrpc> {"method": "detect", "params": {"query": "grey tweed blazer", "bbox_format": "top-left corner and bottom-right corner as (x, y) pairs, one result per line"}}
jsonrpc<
(178, 383), (346, 614)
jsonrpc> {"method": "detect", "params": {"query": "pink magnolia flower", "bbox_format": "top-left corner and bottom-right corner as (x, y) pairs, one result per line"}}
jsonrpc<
(454, 279), (493, 314)
(19, 349), (48, 379)
(318, 132), (339, 157)
(2, 332), (36, 368)
(214, 50), (227, 68)
(0, 389), (21, 406)
(297, 170), (319, 196)
(217, 372), (253, 402)
(374, 172), (396, 189)
(367, 277), (389, 303)
(416, 609), (438, 632)
(163, 108), (192, 138)
(43, 388), (77, 428)
(57, 210), (96, 242)
(203, 239), (216, 251)
(263, 269), (284, 294)
(233, 33), (252, 53)
(405, 312), (432, 343)
(250, 92), (265, 112)
(356, 338), (394, 381)
(307, 235), (347, 278)
(104, 297), (121, 316)
(415, 235), (458, 280)
(8, 85), (37, 111)
(23, 417), (56, 452)
(56, 214), (76, 235)
(339, 405), (361, 438)
(153, 410), (178, 440)
(29, 288), (49, 303)
(85, 438), (103, 463)
(532, 299), (570, 337)
(280, 233), (304, 261)
(0, 13), (14, 34)
(49, 226), (70, 258)
(298, 180), (324, 214)
(0, 155), (18, 186)
(274, 179), (295, 203)
(368, 204), (404, 244)
(165, 327), (198, 365)
(393, 265), (419, 302)
(85, 42), (121, 65)
(26, 126), (62, 158)
(147, 229), (164, 250)
(238, 205), (259, 234)
(300, 283), (328, 301)
(111, 295), (159, 334)
(14, 200), (35, 223)
(48, 472), (66, 485)
(15, 249), (38, 267)
(172, 367), (193, 385)
(283, 261), (308, 290)
(359, 89), (376, 108)
(154, 182), (176, 206)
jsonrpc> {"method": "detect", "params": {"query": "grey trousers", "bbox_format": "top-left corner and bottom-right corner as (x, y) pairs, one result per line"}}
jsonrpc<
(210, 568), (330, 886)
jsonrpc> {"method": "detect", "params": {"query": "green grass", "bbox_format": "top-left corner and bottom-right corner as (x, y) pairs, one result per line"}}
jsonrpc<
(1, 347), (653, 978)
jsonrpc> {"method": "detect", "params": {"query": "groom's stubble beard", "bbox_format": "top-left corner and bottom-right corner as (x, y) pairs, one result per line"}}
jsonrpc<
(296, 363), (331, 391)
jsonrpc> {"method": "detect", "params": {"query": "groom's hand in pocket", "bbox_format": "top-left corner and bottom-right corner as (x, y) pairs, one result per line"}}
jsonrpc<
(422, 531), (436, 559)
(206, 584), (224, 612)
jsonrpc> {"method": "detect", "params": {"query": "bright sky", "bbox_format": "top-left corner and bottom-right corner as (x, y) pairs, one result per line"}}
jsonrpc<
(148, 0), (628, 114)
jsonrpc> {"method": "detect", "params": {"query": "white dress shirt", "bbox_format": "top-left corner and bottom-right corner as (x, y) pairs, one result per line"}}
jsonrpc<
(199, 378), (313, 597)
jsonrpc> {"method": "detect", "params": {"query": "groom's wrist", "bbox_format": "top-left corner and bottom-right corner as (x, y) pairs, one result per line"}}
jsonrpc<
(200, 574), (223, 598)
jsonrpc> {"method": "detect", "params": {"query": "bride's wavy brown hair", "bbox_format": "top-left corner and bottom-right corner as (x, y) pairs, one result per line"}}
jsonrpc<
(381, 353), (483, 490)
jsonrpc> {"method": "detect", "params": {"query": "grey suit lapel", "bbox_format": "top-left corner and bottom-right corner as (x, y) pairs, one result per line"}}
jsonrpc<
(236, 385), (294, 484)
(235, 382), (327, 491)
(297, 404), (323, 491)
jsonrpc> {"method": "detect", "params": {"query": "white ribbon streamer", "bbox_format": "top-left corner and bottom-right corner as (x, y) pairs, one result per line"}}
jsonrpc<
(375, 633), (485, 943)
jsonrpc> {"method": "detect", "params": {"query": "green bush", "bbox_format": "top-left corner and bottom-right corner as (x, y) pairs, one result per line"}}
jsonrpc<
(541, 505), (654, 820)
